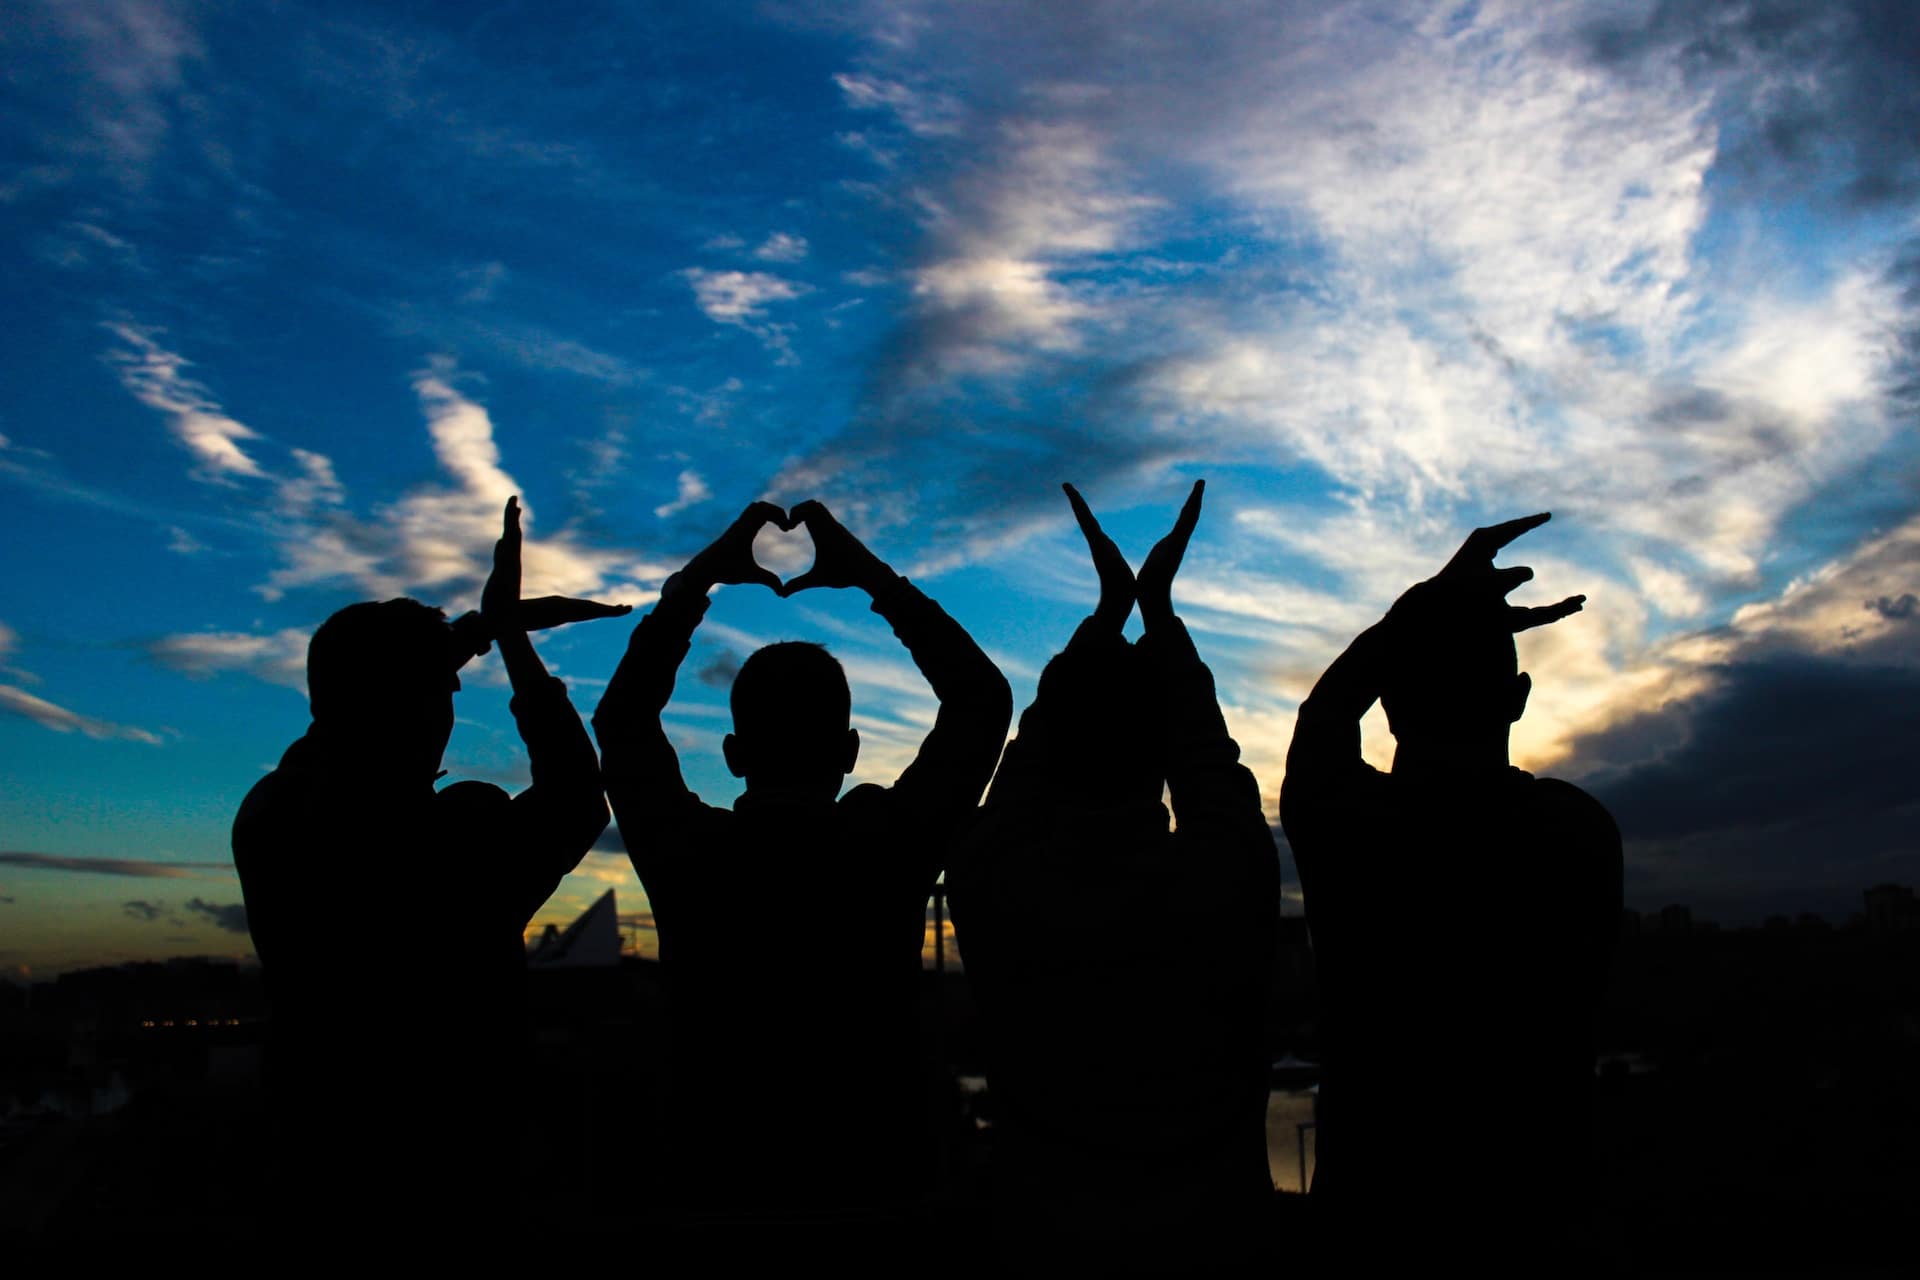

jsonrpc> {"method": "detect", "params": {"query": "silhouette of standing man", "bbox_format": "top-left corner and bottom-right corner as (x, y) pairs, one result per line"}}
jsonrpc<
(592, 500), (1010, 1244)
(949, 481), (1279, 1270)
(233, 498), (619, 1243)
(1280, 513), (1622, 1271)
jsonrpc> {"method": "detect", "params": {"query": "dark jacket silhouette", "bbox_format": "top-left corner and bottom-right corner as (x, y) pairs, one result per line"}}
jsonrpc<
(232, 502), (611, 1238)
(1279, 514), (1622, 1269)
(592, 501), (1011, 1219)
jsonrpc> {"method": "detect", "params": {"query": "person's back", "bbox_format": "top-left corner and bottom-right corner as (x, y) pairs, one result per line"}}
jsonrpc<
(593, 501), (1011, 1224)
(1280, 514), (1621, 1269)
(1286, 768), (1618, 1214)
(950, 483), (1278, 1270)
(642, 774), (948, 1208)
(232, 501), (615, 1239)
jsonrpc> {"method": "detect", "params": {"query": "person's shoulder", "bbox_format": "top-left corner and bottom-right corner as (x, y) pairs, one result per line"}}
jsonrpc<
(437, 778), (513, 814)
(1524, 775), (1621, 846)
(1280, 758), (1387, 822)
(233, 767), (299, 848)
(840, 781), (892, 808)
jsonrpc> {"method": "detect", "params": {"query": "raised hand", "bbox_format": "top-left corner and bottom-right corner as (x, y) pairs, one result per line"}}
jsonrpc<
(452, 593), (633, 665)
(520, 596), (634, 631)
(1136, 479), (1204, 627)
(480, 496), (525, 631)
(685, 501), (791, 595)
(1407, 512), (1584, 634)
(779, 500), (896, 597)
(1064, 483), (1134, 632)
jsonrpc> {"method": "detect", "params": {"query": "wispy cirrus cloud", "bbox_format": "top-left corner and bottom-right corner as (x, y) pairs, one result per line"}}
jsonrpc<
(773, 5), (1920, 892)
(754, 232), (810, 263)
(104, 328), (679, 615)
(145, 628), (309, 691)
(106, 323), (267, 482)
(2, 0), (203, 194)
(0, 620), (164, 744)
(0, 852), (227, 878)
(0, 685), (164, 744)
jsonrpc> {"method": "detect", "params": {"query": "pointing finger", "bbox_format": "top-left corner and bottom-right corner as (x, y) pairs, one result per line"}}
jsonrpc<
(1510, 594), (1586, 632)
(1170, 479), (1204, 542)
(1446, 512), (1551, 576)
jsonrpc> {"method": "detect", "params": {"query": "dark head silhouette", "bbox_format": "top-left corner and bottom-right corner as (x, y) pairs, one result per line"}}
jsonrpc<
(723, 639), (858, 794)
(1027, 638), (1166, 804)
(306, 597), (459, 778)
(1380, 603), (1527, 754)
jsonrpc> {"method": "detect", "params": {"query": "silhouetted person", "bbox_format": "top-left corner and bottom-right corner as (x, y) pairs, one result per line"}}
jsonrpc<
(948, 482), (1279, 1270)
(1280, 513), (1623, 1272)
(592, 500), (1011, 1242)
(232, 498), (620, 1242)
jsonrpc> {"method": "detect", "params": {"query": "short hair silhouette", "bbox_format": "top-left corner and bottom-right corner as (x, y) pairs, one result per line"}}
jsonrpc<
(307, 598), (451, 720)
(1030, 640), (1166, 802)
(1380, 608), (1525, 740)
(730, 641), (850, 740)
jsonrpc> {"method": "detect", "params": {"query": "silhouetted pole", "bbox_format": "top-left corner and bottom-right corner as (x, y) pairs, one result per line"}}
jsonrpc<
(933, 881), (947, 976)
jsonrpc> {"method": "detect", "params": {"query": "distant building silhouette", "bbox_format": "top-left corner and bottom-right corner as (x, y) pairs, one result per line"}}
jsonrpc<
(529, 890), (624, 968)
(1864, 884), (1920, 934)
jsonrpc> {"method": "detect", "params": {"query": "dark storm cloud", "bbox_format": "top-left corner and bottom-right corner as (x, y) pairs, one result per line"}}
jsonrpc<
(123, 899), (165, 922)
(1868, 593), (1918, 622)
(0, 852), (228, 878)
(1579, 0), (1920, 206)
(1576, 656), (1920, 918)
(185, 897), (249, 934)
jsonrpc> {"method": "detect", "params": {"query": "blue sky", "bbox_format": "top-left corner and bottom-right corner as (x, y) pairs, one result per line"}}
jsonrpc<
(4, 0), (1918, 974)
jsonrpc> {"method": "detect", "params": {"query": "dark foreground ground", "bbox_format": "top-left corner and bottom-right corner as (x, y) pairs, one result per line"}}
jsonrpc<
(3, 921), (1916, 1271)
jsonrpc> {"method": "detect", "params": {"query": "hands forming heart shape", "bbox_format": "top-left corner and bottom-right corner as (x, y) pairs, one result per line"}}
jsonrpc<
(689, 500), (896, 599)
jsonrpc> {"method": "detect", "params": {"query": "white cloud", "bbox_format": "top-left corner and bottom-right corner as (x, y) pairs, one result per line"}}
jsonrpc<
(806, 1), (1908, 594)
(0, 684), (162, 745)
(905, 120), (1154, 372)
(754, 232), (809, 263)
(682, 268), (808, 324)
(654, 468), (712, 519)
(106, 324), (267, 481)
(833, 72), (960, 136)
(256, 360), (676, 605)
(146, 628), (310, 691)
(103, 326), (675, 610)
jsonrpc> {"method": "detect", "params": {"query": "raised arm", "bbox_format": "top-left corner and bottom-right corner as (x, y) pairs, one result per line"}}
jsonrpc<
(478, 499), (615, 917)
(1283, 512), (1585, 808)
(1063, 482), (1136, 650)
(981, 484), (1136, 813)
(1128, 481), (1270, 845)
(782, 500), (1012, 824)
(594, 502), (788, 838)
